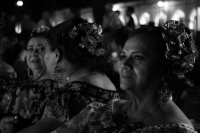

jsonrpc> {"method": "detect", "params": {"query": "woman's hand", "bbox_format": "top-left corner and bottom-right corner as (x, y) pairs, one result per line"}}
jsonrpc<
(0, 116), (18, 133)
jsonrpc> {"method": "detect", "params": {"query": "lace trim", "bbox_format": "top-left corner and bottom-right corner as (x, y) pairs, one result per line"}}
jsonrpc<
(60, 81), (119, 100)
(63, 81), (117, 92)
(142, 123), (197, 132)
(0, 72), (17, 78)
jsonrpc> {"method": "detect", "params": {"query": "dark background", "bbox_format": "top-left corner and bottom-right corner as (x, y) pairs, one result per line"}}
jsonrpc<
(0, 0), (135, 22)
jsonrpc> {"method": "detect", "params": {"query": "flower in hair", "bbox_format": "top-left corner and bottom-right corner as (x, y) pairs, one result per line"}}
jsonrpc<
(68, 23), (105, 56)
(162, 20), (198, 80)
(30, 25), (50, 37)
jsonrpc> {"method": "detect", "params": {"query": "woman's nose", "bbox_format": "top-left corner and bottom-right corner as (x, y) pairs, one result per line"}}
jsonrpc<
(121, 58), (133, 70)
(32, 49), (39, 55)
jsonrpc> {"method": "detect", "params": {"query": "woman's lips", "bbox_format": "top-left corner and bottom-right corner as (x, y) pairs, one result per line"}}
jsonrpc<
(31, 59), (40, 63)
(120, 73), (134, 79)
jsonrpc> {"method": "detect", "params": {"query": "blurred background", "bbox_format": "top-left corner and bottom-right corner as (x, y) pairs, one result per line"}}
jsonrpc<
(0, 0), (200, 131)
(0, 0), (200, 31)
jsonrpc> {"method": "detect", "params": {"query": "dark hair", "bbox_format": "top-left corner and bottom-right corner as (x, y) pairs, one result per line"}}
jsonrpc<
(114, 26), (133, 48)
(28, 26), (50, 41)
(28, 33), (48, 43)
(47, 17), (116, 76)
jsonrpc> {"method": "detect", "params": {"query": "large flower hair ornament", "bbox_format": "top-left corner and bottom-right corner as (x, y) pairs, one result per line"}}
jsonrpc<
(68, 22), (106, 56)
(162, 20), (198, 80)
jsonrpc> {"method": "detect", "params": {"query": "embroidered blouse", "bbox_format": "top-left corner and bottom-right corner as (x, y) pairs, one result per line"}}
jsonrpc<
(0, 79), (58, 124)
(51, 101), (198, 133)
(0, 72), (19, 113)
(41, 81), (119, 122)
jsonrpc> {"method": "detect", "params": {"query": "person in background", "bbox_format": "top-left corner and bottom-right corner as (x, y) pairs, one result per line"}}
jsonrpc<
(102, 3), (122, 30)
(37, 11), (53, 28)
(21, 11), (36, 32)
(17, 17), (119, 133)
(0, 16), (18, 104)
(50, 20), (198, 133)
(148, 21), (155, 27)
(0, 26), (58, 133)
(125, 6), (135, 29)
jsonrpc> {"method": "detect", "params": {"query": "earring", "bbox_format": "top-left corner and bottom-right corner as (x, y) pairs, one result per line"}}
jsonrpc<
(53, 62), (63, 84)
(27, 67), (33, 79)
(158, 76), (172, 106)
(158, 86), (171, 106)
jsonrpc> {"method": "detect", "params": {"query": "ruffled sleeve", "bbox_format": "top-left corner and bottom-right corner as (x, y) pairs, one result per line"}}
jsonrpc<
(42, 81), (118, 122)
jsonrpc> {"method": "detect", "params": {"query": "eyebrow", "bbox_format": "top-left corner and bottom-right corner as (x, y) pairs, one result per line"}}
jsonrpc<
(121, 50), (150, 58)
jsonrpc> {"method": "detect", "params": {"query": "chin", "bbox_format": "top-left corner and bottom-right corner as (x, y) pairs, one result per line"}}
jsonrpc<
(30, 66), (44, 71)
(120, 81), (135, 91)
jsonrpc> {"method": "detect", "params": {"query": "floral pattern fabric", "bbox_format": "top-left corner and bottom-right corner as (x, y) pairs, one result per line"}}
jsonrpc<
(52, 101), (198, 133)
(0, 79), (58, 125)
(0, 72), (20, 114)
(42, 81), (119, 122)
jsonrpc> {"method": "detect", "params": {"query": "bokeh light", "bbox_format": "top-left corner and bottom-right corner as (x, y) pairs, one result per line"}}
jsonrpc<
(157, 1), (164, 7)
(16, 0), (23, 6)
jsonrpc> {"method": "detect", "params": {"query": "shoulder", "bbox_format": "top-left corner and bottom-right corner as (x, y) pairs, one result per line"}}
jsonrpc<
(153, 100), (194, 129)
(63, 81), (119, 101)
(0, 61), (15, 73)
(76, 72), (117, 91)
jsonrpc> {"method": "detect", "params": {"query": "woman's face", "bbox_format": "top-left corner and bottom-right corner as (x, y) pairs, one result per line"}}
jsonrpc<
(119, 35), (162, 95)
(26, 37), (47, 72)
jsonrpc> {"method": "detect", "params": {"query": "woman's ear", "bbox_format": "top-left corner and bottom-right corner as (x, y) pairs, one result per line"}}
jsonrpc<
(54, 49), (61, 63)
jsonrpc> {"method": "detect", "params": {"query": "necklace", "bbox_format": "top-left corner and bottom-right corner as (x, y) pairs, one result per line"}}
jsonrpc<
(109, 99), (161, 131)
(31, 71), (47, 82)
(65, 67), (82, 82)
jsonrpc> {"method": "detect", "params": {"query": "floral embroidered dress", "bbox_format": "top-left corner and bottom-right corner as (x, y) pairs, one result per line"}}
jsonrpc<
(0, 72), (19, 113)
(41, 81), (119, 122)
(51, 100), (198, 133)
(0, 79), (58, 126)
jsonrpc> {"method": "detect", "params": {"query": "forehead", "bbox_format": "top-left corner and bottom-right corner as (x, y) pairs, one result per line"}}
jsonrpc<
(28, 37), (48, 46)
(123, 35), (155, 56)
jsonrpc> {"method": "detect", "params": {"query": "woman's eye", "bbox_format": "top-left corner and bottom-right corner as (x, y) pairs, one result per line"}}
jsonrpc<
(120, 54), (127, 60)
(133, 55), (145, 60)
(38, 47), (46, 51)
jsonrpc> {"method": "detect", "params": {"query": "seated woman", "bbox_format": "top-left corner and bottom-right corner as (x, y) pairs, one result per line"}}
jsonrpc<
(0, 24), (18, 107)
(41, 17), (118, 120)
(17, 17), (119, 133)
(50, 20), (198, 133)
(0, 26), (59, 133)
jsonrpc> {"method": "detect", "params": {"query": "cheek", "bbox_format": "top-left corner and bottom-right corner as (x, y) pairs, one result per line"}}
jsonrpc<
(39, 52), (45, 60)
(134, 63), (157, 89)
(26, 53), (31, 65)
(44, 52), (55, 73)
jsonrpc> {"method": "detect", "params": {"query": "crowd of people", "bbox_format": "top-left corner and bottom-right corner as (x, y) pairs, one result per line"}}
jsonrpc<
(0, 3), (199, 133)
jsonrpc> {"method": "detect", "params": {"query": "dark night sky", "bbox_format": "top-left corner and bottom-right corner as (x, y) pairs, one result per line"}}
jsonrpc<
(0, 0), (135, 21)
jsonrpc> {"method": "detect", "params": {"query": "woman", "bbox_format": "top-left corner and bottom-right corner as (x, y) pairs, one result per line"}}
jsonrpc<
(41, 17), (118, 120)
(50, 20), (198, 133)
(17, 17), (119, 133)
(0, 26), (58, 133)
(0, 19), (18, 108)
